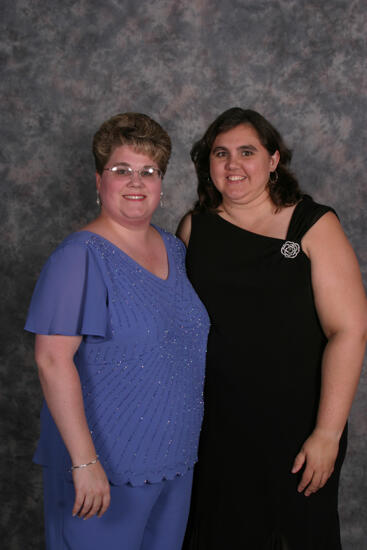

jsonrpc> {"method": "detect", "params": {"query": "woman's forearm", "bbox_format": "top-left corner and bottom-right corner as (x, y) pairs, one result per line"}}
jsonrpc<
(38, 358), (97, 465)
(292, 328), (366, 496)
(315, 329), (366, 440)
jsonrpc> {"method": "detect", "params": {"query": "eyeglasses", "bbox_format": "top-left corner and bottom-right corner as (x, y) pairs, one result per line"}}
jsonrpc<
(103, 165), (162, 183)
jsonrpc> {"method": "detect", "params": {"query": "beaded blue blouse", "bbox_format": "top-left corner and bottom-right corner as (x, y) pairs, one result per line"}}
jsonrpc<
(25, 227), (210, 486)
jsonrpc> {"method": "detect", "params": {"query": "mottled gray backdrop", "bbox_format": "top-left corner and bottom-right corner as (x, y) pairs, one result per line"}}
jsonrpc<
(1, 0), (366, 548)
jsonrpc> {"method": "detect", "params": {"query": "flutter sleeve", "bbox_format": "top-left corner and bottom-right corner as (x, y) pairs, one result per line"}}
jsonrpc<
(25, 241), (109, 338)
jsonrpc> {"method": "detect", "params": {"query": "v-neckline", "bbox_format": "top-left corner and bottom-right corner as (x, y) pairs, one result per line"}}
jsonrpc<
(79, 226), (172, 282)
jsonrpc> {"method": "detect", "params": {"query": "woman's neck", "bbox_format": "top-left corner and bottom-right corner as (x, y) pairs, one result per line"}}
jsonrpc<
(83, 213), (154, 248)
(219, 194), (276, 227)
(217, 194), (297, 240)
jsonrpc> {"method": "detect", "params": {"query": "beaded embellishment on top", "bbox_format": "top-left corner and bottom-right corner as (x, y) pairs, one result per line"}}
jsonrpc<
(27, 227), (210, 486)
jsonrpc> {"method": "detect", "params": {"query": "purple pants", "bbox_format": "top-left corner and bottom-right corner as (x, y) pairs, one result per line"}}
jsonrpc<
(42, 467), (193, 550)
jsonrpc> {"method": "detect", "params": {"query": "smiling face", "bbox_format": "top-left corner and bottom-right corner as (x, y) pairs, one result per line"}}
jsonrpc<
(209, 123), (280, 207)
(96, 145), (162, 228)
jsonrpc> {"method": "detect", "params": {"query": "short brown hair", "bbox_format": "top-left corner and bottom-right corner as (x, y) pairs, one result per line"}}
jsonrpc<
(93, 113), (171, 175)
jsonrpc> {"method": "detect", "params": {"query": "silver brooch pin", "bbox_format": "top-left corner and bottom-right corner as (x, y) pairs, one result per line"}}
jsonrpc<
(281, 241), (300, 259)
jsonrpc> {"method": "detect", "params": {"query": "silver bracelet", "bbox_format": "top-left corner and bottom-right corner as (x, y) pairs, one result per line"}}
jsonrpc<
(70, 455), (99, 471)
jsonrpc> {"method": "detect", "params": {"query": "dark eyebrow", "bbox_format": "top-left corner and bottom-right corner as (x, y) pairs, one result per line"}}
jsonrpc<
(212, 145), (258, 153)
(238, 145), (258, 152)
(212, 146), (227, 153)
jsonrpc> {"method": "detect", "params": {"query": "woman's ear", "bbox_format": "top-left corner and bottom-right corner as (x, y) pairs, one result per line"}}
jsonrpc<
(270, 150), (280, 170)
(96, 172), (101, 192)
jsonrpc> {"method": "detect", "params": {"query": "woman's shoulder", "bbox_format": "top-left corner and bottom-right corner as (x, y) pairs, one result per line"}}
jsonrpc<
(52, 231), (117, 262)
(54, 230), (97, 250)
(176, 213), (192, 247)
(40, 232), (109, 283)
(176, 209), (216, 247)
(287, 195), (338, 242)
(25, 231), (109, 337)
(296, 194), (337, 219)
(46, 232), (93, 261)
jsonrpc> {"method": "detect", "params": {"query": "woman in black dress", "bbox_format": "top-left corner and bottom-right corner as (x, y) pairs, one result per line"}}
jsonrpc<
(178, 108), (367, 549)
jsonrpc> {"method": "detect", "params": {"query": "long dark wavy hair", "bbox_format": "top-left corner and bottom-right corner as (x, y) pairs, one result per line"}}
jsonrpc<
(191, 107), (302, 212)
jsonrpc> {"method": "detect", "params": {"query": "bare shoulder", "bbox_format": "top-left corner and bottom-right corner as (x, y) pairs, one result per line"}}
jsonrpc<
(176, 212), (192, 247)
(302, 210), (364, 297)
(302, 211), (349, 258)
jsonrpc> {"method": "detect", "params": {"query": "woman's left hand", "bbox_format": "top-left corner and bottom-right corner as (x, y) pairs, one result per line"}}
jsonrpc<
(291, 428), (340, 496)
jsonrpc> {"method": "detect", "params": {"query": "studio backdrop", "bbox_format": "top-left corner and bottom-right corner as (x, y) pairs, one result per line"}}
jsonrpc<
(1, 1), (366, 548)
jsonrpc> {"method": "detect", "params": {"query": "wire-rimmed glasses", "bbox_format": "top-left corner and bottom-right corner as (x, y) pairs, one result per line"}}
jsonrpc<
(104, 164), (162, 183)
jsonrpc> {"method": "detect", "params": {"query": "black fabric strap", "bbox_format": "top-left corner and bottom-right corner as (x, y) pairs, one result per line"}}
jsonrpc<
(286, 195), (337, 242)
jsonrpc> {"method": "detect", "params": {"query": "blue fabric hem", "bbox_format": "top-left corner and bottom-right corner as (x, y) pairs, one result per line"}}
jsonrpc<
(33, 457), (197, 487)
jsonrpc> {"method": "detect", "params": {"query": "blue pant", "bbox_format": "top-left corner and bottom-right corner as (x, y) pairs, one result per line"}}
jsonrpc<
(42, 467), (193, 550)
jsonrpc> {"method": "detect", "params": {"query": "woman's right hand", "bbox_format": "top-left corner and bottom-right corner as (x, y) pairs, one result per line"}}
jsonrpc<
(72, 461), (111, 519)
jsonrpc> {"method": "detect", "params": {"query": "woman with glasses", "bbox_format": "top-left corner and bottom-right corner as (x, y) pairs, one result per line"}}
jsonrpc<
(25, 113), (210, 550)
(178, 108), (367, 549)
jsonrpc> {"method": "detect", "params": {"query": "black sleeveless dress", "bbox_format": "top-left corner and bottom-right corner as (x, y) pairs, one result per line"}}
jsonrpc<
(183, 196), (347, 550)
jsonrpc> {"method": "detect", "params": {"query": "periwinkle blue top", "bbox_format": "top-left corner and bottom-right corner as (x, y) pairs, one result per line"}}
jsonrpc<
(25, 227), (210, 486)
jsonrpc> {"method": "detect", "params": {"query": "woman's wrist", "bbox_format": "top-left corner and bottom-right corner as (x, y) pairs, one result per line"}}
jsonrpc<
(313, 425), (344, 442)
(70, 455), (99, 471)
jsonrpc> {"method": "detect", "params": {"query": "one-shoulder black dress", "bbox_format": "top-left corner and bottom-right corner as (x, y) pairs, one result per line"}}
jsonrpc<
(183, 196), (347, 550)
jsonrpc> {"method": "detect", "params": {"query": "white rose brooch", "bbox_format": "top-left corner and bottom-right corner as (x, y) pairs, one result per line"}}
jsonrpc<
(281, 241), (300, 259)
